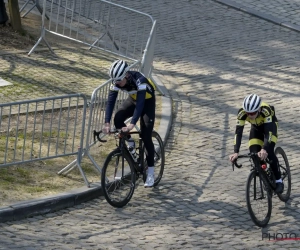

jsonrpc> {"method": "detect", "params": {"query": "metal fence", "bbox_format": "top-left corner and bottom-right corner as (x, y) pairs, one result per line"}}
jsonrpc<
(0, 94), (91, 186)
(20, 0), (43, 18)
(12, 0), (160, 187)
(27, 0), (154, 62)
(22, 0), (158, 86)
(20, 0), (158, 86)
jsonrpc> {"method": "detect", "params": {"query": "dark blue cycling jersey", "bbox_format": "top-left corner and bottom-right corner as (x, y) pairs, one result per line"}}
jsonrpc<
(105, 71), (156, 125)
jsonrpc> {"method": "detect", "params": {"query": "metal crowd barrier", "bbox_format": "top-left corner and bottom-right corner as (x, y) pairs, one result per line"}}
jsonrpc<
(14, 0), (162, 186)
(27, 0), (154, 62)
(0, 94), (91, 186)
(20, 0), (159, 91)
(19, 0), (44, 18)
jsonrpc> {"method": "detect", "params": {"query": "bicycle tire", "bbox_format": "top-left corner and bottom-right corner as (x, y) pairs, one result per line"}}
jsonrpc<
(101, 148), (136, 208)
(275, 147), (291, 202)
(142, 130), (165, 186)
(246, 170), (272, 227)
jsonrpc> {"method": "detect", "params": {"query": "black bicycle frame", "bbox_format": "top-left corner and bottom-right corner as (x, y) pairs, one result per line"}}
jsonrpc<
(94, 129), (147, 176)
(233, 153), (273, 195)
(118, 131), (146, 176)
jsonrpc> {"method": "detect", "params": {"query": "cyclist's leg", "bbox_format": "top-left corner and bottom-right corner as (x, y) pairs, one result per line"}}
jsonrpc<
(114, 98), (136, 149)
(267, 142), (280, 180)
(266, 122), (280, 180)
(248, 125), (263, 154)
(140, 98), (155, 168)
(114, 97), (135, 129)
(140, 98), (155, 187)
(248, 125), (279, 177)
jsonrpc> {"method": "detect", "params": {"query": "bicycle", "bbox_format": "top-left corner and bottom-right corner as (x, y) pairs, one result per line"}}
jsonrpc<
(94, 129), (165, 208)
(232, 147), (291, 227)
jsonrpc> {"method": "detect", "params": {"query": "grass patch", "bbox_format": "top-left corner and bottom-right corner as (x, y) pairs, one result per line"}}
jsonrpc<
(16, 167), (31, 178)
(24, 186), (45, 193)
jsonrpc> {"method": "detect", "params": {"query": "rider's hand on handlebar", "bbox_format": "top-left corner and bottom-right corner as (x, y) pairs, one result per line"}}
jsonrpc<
(229, 153), (239, 162)
(102, 123), (110, 134)
(121, 123), (135, 133)
(258, 149), (268, 161)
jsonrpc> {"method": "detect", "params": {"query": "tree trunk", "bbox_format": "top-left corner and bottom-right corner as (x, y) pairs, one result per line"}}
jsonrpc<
(8, 0), (23, 32)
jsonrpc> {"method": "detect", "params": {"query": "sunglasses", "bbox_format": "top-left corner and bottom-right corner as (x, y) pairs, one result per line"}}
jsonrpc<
(113, 79), (122, 84)
(246, 111), (257, 116)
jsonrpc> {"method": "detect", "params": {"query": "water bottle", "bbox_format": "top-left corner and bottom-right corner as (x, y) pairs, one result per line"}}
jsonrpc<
(128, 146), (138, 162)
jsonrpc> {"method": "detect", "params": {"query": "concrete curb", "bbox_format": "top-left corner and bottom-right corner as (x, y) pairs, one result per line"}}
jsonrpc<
(0, 184), (103, 222)
(213, 0), (300, 33)
(0, 73), (172, 223)
(151, 73), (173, 146)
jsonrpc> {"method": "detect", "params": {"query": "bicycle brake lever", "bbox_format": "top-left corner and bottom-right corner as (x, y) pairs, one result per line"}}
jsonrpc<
(119, 130), (130, 138)
(232, 160), (242, 171)
(93, 130), (107, 143)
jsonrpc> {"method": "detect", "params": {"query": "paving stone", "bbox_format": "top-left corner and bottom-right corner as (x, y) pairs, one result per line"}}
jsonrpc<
(1, 0), (300, 249)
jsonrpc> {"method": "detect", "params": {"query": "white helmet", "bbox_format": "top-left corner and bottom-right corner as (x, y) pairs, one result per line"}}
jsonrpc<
(108, 59), (128, 82)
(243, 94), (261, 113)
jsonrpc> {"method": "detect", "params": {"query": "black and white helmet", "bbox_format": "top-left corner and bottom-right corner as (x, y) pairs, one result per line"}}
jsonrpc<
(243, 94), (261, 113)
(108, 59), (128, 82)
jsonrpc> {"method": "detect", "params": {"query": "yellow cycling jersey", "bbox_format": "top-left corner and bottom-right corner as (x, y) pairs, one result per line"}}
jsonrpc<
(236, 102), (277, 127)
(110, 71), (156, 100)
(129, 78), (156, 100)
(234, 102), (278, 153)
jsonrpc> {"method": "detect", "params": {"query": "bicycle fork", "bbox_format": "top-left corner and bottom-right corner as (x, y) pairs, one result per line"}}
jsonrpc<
(254, 171), (268, 200)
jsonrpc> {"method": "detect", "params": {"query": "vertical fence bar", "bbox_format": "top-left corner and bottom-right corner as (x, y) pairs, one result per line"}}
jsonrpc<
(22, 103), (29, 161)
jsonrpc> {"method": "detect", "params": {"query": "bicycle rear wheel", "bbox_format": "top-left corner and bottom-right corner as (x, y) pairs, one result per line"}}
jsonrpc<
(101, 148), (136, 208)
(143, 130), (165, 186)
(275, 147), (291, 202)
(246, 170), (272, 227)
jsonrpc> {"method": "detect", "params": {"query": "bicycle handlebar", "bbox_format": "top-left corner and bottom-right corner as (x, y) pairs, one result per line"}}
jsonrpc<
(232, 152), (271, 171)
(93, 129), (135, 143)
(93, 130), (107, 143)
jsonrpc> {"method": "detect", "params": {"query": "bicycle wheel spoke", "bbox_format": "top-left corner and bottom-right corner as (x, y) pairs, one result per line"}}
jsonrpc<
(275, 147), (291, 202)
(101, 150), (135, 208)
(141, 131), (165, 186)
(246, 171), (272, 227)
(152, 131), (165, 186)
(251, 176), (268, 218)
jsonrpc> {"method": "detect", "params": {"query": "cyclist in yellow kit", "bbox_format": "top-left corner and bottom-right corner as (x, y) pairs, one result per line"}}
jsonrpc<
(102, 59), (156, 187)
(229, 94), (284, 194)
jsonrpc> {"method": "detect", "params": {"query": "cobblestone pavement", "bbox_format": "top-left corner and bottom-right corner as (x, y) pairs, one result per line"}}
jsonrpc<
(1, 0), (300, 249)
(215, 0), (300, 28)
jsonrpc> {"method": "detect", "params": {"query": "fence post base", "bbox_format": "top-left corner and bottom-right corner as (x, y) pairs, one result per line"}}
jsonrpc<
(28, 27), (55, 56)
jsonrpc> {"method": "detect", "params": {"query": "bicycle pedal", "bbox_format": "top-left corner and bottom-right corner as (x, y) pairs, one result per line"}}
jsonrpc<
(114, 177), (121, 180)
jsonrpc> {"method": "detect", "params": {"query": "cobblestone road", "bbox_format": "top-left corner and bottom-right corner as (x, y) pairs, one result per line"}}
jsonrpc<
(1, 0), (300, 249)
(218, 0), (300, 26)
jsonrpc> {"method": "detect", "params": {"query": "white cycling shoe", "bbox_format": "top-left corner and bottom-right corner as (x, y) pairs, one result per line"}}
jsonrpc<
(144, 174), (155, 188)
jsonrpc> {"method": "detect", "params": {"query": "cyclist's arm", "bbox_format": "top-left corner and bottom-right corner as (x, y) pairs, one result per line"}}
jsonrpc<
(234, 108), (246, 153)
(262, 115), (273, 151)
(260, 106), (274, 151)
(234, 124), (244, 153)
(130, 89), (146, 125)
(104, 88), (119, 124)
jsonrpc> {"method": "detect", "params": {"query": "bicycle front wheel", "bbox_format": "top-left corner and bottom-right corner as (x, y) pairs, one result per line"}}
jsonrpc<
(101, 148), (136, 208)
(246, 170), (272, 227)
(275, 147), (291, 202)
(143, 131), (165, 186)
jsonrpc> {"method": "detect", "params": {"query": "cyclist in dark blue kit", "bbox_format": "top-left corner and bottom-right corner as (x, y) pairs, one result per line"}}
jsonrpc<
(102, 59), (156, 187)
